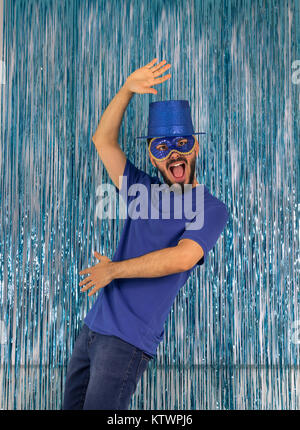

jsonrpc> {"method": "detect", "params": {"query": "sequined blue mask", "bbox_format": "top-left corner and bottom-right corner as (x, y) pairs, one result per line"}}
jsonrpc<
(148, 135), (196, 161)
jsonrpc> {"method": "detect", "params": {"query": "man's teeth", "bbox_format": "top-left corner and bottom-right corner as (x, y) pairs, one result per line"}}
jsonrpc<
(170, 162), (184, 167)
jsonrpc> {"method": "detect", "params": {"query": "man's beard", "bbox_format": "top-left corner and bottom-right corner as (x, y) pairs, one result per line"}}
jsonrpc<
(154, 155), (197, 193)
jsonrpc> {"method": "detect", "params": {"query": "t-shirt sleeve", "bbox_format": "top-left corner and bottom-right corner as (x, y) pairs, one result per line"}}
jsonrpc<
(116, 157), (152, 204)
(178, 203), (229, 266)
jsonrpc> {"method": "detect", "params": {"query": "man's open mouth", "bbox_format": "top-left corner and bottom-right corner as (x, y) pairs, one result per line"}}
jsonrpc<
(168, 162), (186, 182)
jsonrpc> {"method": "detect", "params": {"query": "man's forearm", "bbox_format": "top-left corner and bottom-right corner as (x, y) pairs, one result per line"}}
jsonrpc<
(92, 83), (134, 142)
(110, 245), (188, 280)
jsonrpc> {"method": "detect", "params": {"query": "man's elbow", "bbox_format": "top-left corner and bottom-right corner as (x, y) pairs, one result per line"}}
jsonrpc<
(92, 133), (105, 147)
(177, 255), (196, 272)
(92, 131), (118, 147)
(181, 259), (196, 272)
(176, 241), (204, 271)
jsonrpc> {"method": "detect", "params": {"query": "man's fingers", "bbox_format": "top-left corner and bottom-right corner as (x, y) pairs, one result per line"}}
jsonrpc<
(142, 89), (158, 95)
(152, 74), (172, 85)
(102, 256), (112, 262)
(152, 63), (171, 76)
(144, 71), (171, 92)
(94, 251), (102, 259)
(88, 286), (100, 297)
(81, 280), (95, 292)
(79, 267), (93, 275)
(150, 59), (167, 72)
(145, 57), (158, 68)
(79, 276), (91, 287)
(94, 251), (111, 263)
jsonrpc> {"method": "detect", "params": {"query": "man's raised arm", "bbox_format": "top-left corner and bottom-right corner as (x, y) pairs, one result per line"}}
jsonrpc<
(92, 58), (171, 190)
(92, 84), (132, 190)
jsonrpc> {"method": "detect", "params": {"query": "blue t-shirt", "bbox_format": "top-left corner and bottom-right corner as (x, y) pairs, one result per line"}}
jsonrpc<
(84, 158), (229, 357)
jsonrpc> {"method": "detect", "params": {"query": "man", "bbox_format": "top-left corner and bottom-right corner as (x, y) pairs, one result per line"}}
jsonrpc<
(62, 58), (229, 410)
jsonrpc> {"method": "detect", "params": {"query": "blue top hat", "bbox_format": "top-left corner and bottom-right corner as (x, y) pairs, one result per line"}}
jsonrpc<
(136, 100), (206, 140)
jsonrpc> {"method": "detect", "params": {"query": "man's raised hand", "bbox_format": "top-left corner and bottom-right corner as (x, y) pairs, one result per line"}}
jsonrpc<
(123, 58), (172, 95)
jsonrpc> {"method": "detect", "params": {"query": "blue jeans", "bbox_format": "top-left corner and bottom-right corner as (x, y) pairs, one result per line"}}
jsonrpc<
(62, 324), (153, 410)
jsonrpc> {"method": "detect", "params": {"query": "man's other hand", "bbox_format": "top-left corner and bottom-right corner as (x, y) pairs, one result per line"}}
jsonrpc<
(79, 251), (113, 297)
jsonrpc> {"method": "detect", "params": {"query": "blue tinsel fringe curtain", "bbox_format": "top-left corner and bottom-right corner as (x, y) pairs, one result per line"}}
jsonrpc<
(0, 0), (299, 410)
